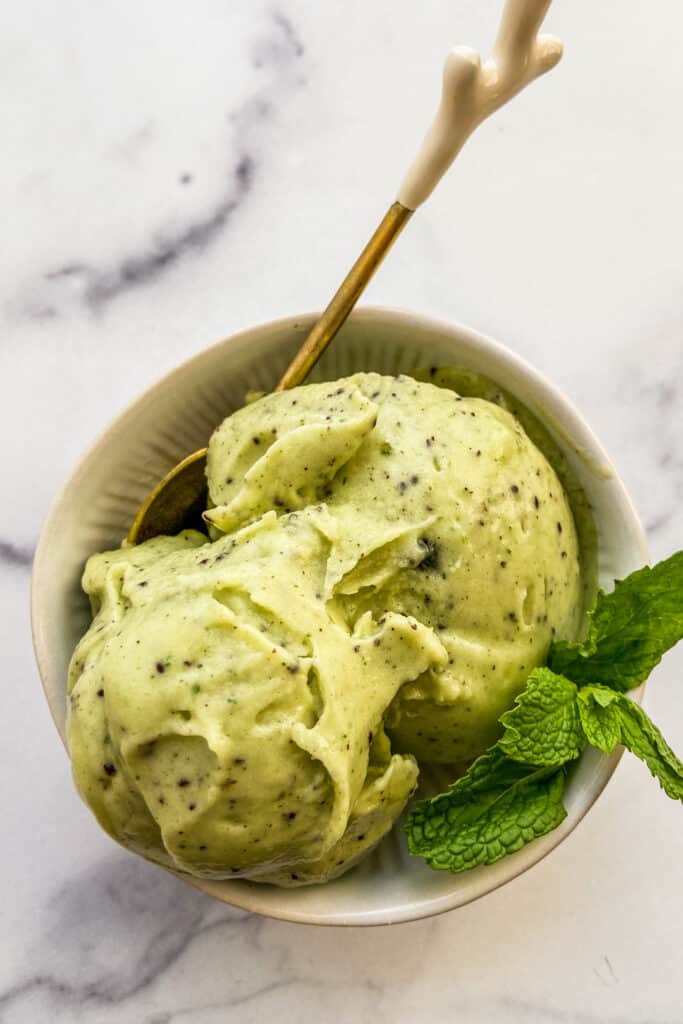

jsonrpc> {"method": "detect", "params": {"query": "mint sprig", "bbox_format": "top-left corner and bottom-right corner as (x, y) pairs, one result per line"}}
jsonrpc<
(406, 551), (683, 875)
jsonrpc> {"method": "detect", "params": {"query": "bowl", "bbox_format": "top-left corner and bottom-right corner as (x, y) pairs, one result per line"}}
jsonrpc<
(31, 306), (648, 926)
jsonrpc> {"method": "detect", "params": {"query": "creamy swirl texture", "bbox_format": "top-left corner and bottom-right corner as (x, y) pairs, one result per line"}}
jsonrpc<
(68, 372), (585, 885)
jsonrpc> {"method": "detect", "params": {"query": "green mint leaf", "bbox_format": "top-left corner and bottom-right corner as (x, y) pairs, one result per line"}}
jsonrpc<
(549, 551), (683, 692)
(578, 686), (683, 800)
(575, 686), (622, 750)
(498, 668), (584, 766)
(405, 747), (567, 872)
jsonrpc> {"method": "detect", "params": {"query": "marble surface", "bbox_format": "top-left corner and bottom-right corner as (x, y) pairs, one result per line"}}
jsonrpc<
(2, 0), (682, 1020)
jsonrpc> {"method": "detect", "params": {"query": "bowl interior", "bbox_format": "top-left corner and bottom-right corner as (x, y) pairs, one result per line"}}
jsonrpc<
(32, 307), (648, 925)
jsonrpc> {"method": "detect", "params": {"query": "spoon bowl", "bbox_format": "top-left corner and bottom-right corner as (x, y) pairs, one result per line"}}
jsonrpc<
(127, 449), (208, 544)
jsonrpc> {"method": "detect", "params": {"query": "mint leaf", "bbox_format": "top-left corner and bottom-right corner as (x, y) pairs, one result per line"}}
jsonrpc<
(575, 686), (621, 750)
(549, 551), (683, 692)
(499, 668), (584, 766)
(405, 747), (566, 872)
(578, 686), (683, 800)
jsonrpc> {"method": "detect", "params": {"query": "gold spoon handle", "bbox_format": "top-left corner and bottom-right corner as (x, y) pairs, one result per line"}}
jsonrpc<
(274, 202), (413, 392)
(275, 0), (563, 392)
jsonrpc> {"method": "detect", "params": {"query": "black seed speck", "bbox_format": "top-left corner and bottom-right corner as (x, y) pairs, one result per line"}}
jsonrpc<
(177, 778), (190, 787)
(96, 688), (104, 697)
(103, 763), (117, 776)
(155, 662), (165, 674)
(417, 537), (440, 572)
(511, 484), (519, 494)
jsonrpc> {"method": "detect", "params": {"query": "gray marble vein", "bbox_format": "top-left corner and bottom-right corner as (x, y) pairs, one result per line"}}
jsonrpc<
(11, 7), (307, 322)
(0, 856), (239, 1019)
(78, 154), (253, 311)
(0, 541), (34, 569)
(143, 981), (298, 1024)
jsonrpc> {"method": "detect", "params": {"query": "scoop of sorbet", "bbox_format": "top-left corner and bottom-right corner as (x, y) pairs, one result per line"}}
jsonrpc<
(68, 373), (583, 885)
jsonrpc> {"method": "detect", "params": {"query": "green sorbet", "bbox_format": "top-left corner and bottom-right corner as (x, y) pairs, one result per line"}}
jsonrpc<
(68, 372), (587, 886)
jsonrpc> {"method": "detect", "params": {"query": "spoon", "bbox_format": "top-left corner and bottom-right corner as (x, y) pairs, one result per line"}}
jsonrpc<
(128, 0), (562, 545)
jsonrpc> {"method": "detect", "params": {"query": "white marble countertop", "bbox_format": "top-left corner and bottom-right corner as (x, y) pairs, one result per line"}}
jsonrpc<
(2, 0), (682, 1020)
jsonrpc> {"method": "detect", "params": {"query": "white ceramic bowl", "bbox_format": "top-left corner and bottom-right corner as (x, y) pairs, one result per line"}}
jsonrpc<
(32, 307), (647, 926)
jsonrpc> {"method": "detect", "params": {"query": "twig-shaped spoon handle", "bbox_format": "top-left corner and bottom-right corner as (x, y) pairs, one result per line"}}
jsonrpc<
(275, 0), (562, 392)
